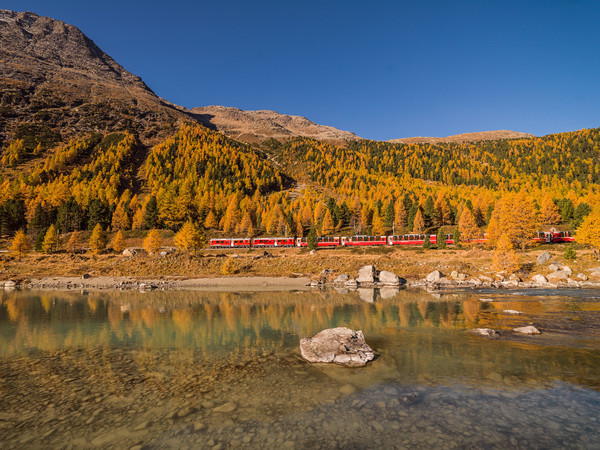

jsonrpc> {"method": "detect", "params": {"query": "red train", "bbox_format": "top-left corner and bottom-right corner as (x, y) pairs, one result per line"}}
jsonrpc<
(209, 231), (574, 249)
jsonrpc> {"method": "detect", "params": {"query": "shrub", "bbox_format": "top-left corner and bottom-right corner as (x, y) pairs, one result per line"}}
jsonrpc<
(564, 244), (576, 260)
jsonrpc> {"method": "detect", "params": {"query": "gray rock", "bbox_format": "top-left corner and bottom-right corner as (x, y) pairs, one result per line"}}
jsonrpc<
(479, 275), (493, 282)
(357, 265), (376, 284)
(548, 263), (561, 272)
(531, 274), (548, 284)
(450, 270), (459, 279)
(508, 274), (521, 282)
(472, 328), (499, 337)
(567, 278), (581, 287)
(299, 327), (374, 367)
(561, 266), (573, 275)
(4, 280), (16, 288)
(547, 271), (569, 282)
(577, 273), (589, 281)
(379, 270), (400, 286)
(122, 248), (137, 257)
(537, 251), (552, 265)
(513, 325), (541, 335)
(333, 274), (349, 284)
(159, 251), (168, 257)
(426, 270), (444, 283)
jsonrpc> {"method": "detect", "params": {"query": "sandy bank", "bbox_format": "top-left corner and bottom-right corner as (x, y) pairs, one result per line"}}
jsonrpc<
(20, 276), (312, 291)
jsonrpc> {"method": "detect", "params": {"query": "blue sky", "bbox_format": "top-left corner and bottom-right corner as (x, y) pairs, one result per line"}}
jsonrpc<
(4, 0), (600, 140)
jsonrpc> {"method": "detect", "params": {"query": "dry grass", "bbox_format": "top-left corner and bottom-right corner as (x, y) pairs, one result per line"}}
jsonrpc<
(0, 245), (595, 283)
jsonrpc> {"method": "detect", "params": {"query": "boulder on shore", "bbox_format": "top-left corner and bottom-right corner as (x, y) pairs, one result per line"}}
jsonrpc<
(531, 274), (548, 284)
(357, 265), (376, 284)
(426, 270), (444, 283)
(537, 251), (552, 265)
(299, 327), (374, 367)
(379, 270), (400, 286)
(333, 274), (349, 284)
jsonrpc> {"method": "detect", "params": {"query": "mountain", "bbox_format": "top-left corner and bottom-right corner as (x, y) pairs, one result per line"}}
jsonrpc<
(190, 105), (361, 144)
(0, 9), (188, 146)
(388, 130), (534, 144)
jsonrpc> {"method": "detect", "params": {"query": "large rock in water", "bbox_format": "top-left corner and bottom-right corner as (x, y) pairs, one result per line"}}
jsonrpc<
(357, 265), (376, 284)
(299, 327), (374, 367)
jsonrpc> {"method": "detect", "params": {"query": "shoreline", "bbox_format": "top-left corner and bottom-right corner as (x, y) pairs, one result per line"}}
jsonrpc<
(3, 275), (600, 292)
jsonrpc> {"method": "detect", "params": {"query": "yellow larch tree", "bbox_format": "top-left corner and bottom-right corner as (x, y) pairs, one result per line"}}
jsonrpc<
(538, 195), (561, 225)
(576, 207), (600, 248)
(10, 230), (31, 259)
(492, 233), (520, 272)
(41, 224), (59, 253)
(143, 229), (162, 254)
(321, 209), (335, 235)
(111, 201), (130, 230)
(458, 207), (480, 243)
(174, 221), (205, 254)
(413, 209), (425, 234)
(112, 230), (126, 253)
(89, 223), (108, 254)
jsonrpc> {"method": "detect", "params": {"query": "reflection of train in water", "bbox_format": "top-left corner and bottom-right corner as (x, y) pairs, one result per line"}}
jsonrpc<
(209, 231), (575, 249)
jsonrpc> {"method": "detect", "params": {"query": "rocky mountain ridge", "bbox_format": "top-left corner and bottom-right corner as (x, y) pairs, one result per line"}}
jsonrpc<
(0, 9), (534, 149)
(388, 130), (535, 144)
(190, 105), (361, 144)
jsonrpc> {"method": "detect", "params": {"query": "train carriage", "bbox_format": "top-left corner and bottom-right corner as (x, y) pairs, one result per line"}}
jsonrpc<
(387, 234), (436, 245)
(341, 235), (387, 246)
(253, 237), (296, 247)
(296, 236), (341, 247)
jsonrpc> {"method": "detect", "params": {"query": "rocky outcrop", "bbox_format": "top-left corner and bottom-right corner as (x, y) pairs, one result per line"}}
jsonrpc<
(0, 9), (189, 144)
(388, 130), (534, 145)
(189, 105), (361, 145)
(531, 274), (549, 284)
(299, 327), (374, 367)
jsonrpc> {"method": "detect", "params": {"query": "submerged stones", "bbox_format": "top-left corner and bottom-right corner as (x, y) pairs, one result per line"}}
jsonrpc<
(299, 327), (374, 367)
(472, 328), (500, 337)
(513, 325), (541, 335)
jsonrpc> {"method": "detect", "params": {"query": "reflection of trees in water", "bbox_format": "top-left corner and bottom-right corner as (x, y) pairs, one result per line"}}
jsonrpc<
(0, 290), (489, 357)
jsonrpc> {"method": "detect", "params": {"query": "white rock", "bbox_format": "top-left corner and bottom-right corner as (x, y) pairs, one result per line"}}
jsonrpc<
(561, 266), (572, 275)
(333, 274), (349, 284)
(548, 263), (561, 272)
(472, 328), (499, 337)
(503, 310), (521, 315)
(479, 275), (493, 282)
(357, 265), (376, 284)
(513, 325), (541, 335)
(531, 274), (548, 284)
(577, 273), (589, 281)
(426, 270), (444, 283)
(479, 298), (494, 302)
(122, 248), (137, 257)
(299, 327), (374, 367)
(4, 280), (16, 288)
(378, 270), (400, 286)
(344, 279), (358, 288)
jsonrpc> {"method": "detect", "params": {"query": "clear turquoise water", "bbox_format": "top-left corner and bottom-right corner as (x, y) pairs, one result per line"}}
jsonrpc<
(0, 288), (599, 448)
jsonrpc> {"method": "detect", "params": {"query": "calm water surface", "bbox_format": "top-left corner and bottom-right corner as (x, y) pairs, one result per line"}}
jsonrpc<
(1, 287), (599, 448)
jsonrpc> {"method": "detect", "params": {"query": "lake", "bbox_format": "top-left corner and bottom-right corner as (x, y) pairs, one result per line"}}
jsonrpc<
(1, 287), (599, 448)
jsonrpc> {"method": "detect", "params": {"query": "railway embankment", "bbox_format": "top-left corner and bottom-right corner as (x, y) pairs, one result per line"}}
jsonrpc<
(1, 246), (599, 291)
